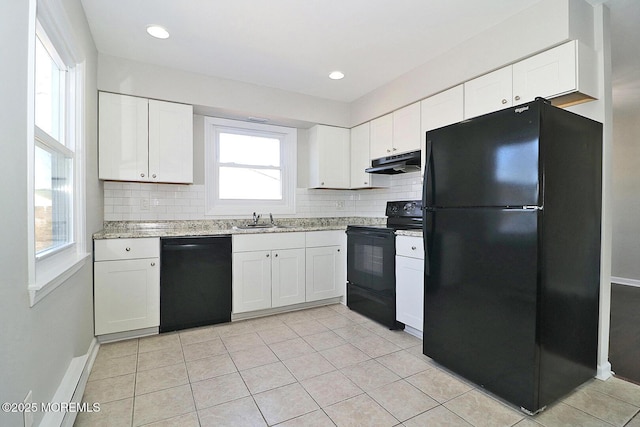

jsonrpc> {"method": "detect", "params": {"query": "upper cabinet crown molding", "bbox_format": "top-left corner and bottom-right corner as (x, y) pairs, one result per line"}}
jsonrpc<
(98, 92), (194, 184)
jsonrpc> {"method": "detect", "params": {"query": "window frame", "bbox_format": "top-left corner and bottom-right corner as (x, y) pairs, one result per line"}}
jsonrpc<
(204, 117), (297, 216)
(27, 0), (89, 307)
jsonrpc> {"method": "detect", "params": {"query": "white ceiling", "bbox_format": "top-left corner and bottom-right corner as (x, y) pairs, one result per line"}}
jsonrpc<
(81, 0), (638, 111)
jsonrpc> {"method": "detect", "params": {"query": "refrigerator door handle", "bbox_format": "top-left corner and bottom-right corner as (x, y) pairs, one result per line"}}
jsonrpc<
(423, 209), (434, 276)
(424, 138), (433, 207)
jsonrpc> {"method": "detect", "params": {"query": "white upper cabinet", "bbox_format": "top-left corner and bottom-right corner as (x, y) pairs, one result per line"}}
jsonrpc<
(308, 125), (350, 189)
(369, 113), (393, 159)
(98, 92), (149, 182)
(350, 122), (375, 189)
(420, 85), (464, 175)
(464, 41), (597, 119)
(369, 103), (421, 160)
(148, 99), (194, 183)
(392, 102), (421, 155)
(99, 92), (193, 183)
(512, 40), (597, 107)
(464, 66), (513, 119)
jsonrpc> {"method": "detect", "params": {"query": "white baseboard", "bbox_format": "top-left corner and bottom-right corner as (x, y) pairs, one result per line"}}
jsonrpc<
(611, 276), (640, 288)
(39, 338), (99, 427)
(596, 361), (613, 381)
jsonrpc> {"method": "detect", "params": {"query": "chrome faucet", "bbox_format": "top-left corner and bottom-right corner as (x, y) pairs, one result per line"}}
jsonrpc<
(252, 212), (261, 225)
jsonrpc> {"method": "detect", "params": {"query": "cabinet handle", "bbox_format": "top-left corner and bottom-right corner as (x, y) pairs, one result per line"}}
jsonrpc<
(515, 95), (521, 101)
(321, 182), (325, 186)
(275, 253), (279, 257)
(501, 99), (507, 104)
(364, 181), (368, 185)
(337, 249), (340, 252)
(140, 173), (145, 178)
(392, 147), (397, 151)
(150, 262), (155, 266)
(266, 254), (270, 258)
(125, 247), (131, 252)
(411, 246), (416, 250)
(386, 149), (391, 153)
(152, 174), (157, 178)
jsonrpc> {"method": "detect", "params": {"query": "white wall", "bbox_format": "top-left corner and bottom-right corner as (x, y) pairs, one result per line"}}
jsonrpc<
(98, 54), (352, 129)
(350, 0), (594, 125)
(611, 110), (640, 282)
(0, 0), (101, 425)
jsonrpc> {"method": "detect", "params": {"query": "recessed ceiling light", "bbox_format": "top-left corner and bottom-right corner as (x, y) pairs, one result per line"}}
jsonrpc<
(146, 25), (170, 39)
(329, 71), (345, 80)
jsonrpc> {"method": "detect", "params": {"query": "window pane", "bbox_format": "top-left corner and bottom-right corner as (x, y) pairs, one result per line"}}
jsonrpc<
(35, 35), (65, 142)
(219, 167), (282, 200)
(219, 133), (280, 167)
(35, 145), (72, 253)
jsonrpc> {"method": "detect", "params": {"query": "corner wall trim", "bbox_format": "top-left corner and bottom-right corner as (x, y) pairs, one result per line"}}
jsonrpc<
(611, 276), (640, 288)
(596, 361), (613, 380)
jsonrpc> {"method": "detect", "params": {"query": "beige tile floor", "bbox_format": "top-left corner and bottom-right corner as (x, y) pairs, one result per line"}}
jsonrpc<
(75, 304), (640, 427)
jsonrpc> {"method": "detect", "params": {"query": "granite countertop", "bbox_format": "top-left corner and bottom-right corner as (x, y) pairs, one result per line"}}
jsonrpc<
(93, 217), (387, 239)
(395, 229), (423, 237)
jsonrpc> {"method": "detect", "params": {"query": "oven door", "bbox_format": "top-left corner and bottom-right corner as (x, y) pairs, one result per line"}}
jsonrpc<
(346, 227), (395, 294)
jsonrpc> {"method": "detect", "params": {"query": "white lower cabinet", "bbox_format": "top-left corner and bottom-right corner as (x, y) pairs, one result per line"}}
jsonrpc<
(306, 246), (345, 302)
(272, 248), (306, 307)
(232, 231), (346, 314)
(395, 236), (424, 334)
(305, 231), (347, 302)
(232, 251), (273, 313)
(232, 233), (306, 314)
(94, 238), (160, 336)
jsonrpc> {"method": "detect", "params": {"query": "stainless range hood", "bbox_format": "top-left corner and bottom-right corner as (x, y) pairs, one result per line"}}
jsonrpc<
(365, 150), (421, 174)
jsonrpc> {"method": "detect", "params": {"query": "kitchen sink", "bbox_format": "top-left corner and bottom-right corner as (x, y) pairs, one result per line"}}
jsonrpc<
(234, 223), (293, 230)
(235, 224), (274, 229)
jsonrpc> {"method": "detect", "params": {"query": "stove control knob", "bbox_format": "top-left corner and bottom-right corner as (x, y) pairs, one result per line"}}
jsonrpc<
(390, 205), (399, 214)
(404, 202), (415, 211)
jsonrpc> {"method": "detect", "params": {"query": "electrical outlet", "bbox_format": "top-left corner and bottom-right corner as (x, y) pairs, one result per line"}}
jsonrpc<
(24, 390), (33, 427)
(336, 200), (345, 210)
(140, 198), (150, 210)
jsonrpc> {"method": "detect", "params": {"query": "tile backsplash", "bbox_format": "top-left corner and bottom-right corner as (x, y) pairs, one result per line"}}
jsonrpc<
(103, 172), (422, 221)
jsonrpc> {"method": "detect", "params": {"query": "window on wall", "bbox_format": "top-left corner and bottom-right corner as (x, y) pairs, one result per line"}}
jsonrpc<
(34, 27), (73, 255)
(205, 117), (296, 215)
(28, 8), (87, 306)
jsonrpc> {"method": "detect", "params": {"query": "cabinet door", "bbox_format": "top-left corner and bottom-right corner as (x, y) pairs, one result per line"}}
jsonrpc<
(272, 248), (306, 307)
(148, 99), (193, 183)
(421, 85), (464, 176)
(350, 123), (373, 189)
(305, 246), (346, 302)
(369, 113), (393, 160)
(308, 125), (350, 189)
(395, 255), (423, 332)
(232, 251), (272, 313)
(98, 92), (149, 181)
(512, 41), (576, 105)
(94, 258), (159, 335)
(392, 102), (421, 155)
(464, 66), (512, 119)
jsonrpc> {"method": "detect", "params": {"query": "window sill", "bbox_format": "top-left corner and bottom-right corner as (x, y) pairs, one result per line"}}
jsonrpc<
(28, 251), (90, 307)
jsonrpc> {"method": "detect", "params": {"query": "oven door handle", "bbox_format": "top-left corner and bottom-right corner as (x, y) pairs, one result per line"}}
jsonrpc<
(346, 230), (394, 239)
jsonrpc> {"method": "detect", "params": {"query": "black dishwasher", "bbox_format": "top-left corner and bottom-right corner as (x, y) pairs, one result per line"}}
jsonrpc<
(160, 236), (232, 332)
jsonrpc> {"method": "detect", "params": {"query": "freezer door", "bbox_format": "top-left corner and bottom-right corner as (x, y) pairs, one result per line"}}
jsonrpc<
(423, 208), (540, 411)
(425, 104), (541, 208)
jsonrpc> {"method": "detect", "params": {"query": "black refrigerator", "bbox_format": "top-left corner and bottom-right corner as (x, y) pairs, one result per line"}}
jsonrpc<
(422, 99), (602, 414)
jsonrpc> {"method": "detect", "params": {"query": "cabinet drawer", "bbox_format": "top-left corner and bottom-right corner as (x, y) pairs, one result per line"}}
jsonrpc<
(396, 236), (424, 259)
(305, 230), (346, 247)
(233, 232), (305, 252)
(95, 238), (160, 261)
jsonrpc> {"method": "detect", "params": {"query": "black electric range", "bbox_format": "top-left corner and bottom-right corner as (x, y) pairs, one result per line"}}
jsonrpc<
(345, 200), (422, 329)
